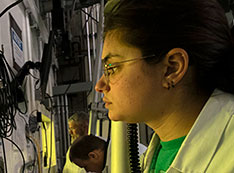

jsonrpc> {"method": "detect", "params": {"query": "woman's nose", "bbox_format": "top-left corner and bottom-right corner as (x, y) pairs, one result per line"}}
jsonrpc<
(95, 74), (110, 93)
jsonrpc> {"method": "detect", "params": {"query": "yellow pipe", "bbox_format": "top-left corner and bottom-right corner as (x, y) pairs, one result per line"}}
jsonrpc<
(111, 121), (130, 173)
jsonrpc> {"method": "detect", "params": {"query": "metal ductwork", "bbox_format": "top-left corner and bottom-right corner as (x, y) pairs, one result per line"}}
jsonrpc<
(39, 0), (53, 14)
(62, 0), (101, 10)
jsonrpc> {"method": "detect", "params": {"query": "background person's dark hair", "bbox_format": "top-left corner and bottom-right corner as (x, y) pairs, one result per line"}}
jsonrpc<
(69, 135), (106, 161)
(104, 0), (234, 94)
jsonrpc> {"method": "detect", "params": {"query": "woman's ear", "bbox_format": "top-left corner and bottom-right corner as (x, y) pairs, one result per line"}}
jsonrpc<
(162, 48), (189, 89)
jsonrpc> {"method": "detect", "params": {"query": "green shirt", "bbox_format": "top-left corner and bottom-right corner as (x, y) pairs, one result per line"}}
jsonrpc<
(149, 136), (186, 173)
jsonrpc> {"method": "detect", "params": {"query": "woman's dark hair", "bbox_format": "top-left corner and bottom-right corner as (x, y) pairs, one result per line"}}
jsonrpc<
(69, 134), (106, 161)
(104, 0), (234, 93)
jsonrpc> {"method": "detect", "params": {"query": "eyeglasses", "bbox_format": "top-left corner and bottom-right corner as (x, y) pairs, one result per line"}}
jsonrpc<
(102, 54), (155, 83)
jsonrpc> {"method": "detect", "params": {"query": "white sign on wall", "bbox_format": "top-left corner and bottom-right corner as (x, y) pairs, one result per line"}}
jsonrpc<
(9, 14), (24, 70)
(11, 28), (24, 67)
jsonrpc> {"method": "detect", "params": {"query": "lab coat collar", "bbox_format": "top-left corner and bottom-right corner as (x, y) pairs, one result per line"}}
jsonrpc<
(141, 132), (160, 172)
(142, 89), (234, 173)
(169, 89), (234, 172)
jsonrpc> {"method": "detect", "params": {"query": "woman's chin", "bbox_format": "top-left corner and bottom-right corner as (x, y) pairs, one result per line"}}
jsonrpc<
(108, 113), (138, 123)
(108, 115), (121, 121)
(108, 112), (124, 121)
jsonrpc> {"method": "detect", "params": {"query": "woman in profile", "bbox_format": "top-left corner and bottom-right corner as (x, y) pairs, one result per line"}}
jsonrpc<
(95, 0), (234, 172)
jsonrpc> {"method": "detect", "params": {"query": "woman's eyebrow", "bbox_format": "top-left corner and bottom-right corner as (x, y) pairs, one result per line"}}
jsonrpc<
(102, 53), (122, 63)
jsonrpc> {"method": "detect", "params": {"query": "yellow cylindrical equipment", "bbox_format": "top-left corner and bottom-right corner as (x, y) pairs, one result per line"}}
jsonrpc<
(111, 121), (130, 173)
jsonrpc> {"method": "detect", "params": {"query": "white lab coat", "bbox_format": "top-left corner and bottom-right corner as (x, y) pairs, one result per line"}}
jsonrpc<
(63, 146), (86, 173)
(141, 89), (234, 172)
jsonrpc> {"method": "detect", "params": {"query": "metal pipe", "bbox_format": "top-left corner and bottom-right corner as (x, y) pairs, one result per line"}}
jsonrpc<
(97, 4), (100, 22)
(87, 1), (104, 135)
(91, 5), (97, 60)
(88, 109), (98, 135)
(93, 0), (104, 102)
(25, 9), (36, 114)
(55, 97), (63, 171)
(62, 95), (69, 151)
(59, 96), (67, 166)
(89, 0), (104, 135)
(85, 8), (92, 81)
(64, 94), (70, 147)
(111, 122), (130, 173)
(96, 119), (101, 136)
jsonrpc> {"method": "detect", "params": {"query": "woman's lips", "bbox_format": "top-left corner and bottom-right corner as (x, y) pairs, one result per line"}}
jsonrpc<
(105, 103), (111, 107)
(103, 98), (112, 107)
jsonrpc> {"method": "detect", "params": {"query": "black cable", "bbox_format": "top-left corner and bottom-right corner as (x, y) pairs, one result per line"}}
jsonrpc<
(34, 79), (41, 90)
(0, 0), (23, 18)
(127, 123), (141, 173)
(80, 8), (99, 23)
(29, 110), (38, 116)
(63, 83), (72, 96)
(3, 137), (25, 173)
(0, 51), (17, 138)
(0, 51), (28, 139)
(81, 6), (95, 32)
(26, 136), (38, 172)
(15, 89), (28, 115)
(1, 138), (8, 173)
(42, 122), (48, 167)
(86, 86), (93, 97)
(28, 71), (41, 90)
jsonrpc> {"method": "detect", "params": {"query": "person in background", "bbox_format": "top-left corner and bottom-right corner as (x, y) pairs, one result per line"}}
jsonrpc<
(69, 134), (147, 173)
(95, 0), (234, 172)
(63, 111), (89, 173)
(70, 135), (108, 173)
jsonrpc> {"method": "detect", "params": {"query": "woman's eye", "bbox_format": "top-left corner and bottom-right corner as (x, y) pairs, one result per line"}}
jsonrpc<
(107, 66), (118, 75)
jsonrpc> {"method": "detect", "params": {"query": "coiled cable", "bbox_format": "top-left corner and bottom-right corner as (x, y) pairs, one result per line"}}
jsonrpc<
(0, 51), (28, 137)
(127, 123), (141, 173)
(0, 51), (17, 138)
